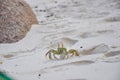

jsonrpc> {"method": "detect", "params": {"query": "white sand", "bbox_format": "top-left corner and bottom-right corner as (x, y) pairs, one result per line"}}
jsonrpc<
(0, 0), (120, 80)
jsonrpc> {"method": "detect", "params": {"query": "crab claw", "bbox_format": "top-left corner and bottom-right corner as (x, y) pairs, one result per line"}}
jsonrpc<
(68, 49), (80, 57)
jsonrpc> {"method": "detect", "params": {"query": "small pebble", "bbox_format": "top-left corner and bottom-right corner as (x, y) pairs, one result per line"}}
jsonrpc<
(80, 46), (83, 48)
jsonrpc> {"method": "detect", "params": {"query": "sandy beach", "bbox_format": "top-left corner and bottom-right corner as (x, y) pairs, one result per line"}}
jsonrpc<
(0, 0), (120, 80)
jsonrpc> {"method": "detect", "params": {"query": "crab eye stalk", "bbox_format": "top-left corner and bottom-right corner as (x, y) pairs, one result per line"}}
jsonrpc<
(58, 43), (60, 48)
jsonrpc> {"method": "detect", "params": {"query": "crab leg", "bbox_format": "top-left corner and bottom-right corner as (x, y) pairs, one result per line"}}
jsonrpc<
(65, 54), (69, 59)
(46, 49), (55, 59)
(68, 49), (80, 57)
(46, 52), (52, 60)
(75, 51), (80, 56)
(53, 54), (60, 60)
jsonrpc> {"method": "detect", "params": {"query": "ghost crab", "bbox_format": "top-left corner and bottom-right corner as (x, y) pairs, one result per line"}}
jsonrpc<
(46, 43), (80, 60)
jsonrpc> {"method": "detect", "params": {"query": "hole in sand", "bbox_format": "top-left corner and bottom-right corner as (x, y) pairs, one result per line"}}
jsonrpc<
(79, 32), (98, 38)
(97, 30), (114, 34)
(105, 16), (120, 22)
(3, 54), (14, 58)
(104, 50), (120, 57)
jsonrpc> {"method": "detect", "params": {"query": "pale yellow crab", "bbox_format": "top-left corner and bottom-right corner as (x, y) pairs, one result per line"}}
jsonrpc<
(46, 43), (80, 60)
